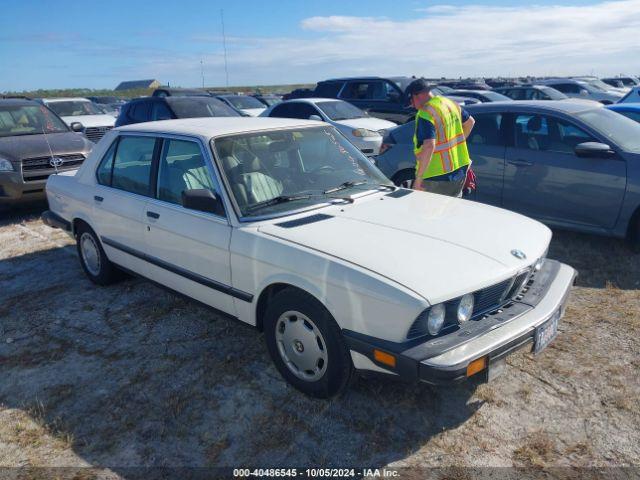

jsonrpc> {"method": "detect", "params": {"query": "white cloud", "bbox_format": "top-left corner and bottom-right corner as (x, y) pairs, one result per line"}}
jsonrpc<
(116, 0), (640, 87)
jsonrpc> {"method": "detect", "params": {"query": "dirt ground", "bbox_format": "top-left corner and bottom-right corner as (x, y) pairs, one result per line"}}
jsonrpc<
(0, 205), (639, 478)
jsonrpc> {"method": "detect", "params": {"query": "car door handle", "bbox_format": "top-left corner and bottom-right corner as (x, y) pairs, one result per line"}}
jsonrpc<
(508, 160), (534, 167)
(146, 211), (160, 219)
(94, 195), (103, 202)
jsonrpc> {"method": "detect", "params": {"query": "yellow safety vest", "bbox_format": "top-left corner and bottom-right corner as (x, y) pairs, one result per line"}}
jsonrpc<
(413, 96), (471, 180)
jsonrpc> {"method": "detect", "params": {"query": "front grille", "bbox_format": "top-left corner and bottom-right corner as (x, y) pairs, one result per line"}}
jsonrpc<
(507, 269), (531, 299)
(21, 153), (86, 182)
(473, 278), (513, 315)
(84, 126), (112, 142)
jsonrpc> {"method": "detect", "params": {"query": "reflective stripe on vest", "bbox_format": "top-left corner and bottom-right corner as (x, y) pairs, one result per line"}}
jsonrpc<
(413, 96), (471, 180)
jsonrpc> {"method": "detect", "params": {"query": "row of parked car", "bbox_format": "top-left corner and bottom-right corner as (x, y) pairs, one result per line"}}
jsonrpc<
(3, 74), (640, 245)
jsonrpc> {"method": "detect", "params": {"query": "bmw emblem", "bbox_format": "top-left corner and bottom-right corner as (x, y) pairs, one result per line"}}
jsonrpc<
(49, 157), (64, 168)
(511, 249), (527, 260)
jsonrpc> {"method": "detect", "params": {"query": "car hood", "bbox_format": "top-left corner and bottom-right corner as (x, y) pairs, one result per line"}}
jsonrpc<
(335, 117), (397, 131)
(0, 132), (92, 162)
(258, 191), (551, 304)
(60, 114), (116, 127)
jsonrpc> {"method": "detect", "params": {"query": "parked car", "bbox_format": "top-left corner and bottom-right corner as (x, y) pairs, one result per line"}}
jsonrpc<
(115, 96), (240, 127)
(437, 80), (492, 90)
(39, 98), (115, 143)
(618, 86), (640, 104)
(376, 100), (640, 244)
(494, 85), (568, 101)
(261, 98), (396, 156)
(537, 79), (623, 104)
(314, 76), (477, 124)
(216, 94), (267, 117)
(448, 90), (513, 103)
(282, 88), (315, 101)
(42, 117), (576, 398)
(252, 94), (282, 107)
(571, 76), (627, 95)
(152, 88), (210, 98)
(0, 98), (93, 205)
(606, 103), (640, 123)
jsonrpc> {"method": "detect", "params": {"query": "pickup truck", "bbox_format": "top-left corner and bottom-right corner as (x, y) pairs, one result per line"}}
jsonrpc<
(42, 117), (576, 398)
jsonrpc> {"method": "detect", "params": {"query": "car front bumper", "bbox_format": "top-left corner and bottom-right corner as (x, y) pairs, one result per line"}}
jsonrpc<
(344, 260), (577, 384)
(0, 172), (47, 204)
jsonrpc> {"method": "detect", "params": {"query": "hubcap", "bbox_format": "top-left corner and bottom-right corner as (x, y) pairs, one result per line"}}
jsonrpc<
(275, 310), (328, 382)
(80, 232), (101, 276)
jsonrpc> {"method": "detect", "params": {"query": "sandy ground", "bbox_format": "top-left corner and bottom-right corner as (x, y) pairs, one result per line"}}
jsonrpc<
(0, 206), (638, 478)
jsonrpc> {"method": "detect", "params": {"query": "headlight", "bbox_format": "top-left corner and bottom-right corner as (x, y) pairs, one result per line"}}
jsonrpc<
(0, 158), (14, 172)
(427, 304), (446, 335)
(352, 128), (380, 138)
(534, 256), (545, 271)
(457, 294), (474, 323)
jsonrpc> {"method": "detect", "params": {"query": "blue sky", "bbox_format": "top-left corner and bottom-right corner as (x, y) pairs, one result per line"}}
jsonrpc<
(0, 0), (637, 92)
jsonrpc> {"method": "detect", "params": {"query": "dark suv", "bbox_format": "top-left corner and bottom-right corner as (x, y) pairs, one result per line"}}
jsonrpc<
(0, 99), (93, 205)
(115, 96), (240, 127)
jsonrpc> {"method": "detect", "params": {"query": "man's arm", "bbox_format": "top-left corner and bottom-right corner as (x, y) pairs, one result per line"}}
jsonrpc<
(412, 139), (435, 190)
(462, 115), (475, 139)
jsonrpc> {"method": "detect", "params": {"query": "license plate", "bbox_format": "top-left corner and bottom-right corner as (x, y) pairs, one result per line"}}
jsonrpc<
(534, 310), (560, 354)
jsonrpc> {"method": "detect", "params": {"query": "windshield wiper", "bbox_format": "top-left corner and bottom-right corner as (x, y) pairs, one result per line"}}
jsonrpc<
(323, 180), (367, 194)
(245, 194), (312, 213)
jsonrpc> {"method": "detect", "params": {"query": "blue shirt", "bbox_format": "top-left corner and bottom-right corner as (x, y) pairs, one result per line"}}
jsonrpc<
(416, 105), (470, 181)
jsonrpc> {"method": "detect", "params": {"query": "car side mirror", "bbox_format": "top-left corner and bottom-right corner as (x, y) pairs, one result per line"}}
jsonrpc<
(70, 122), (84, 132)
(308, 114), (322, 121)
(182, 189), (225, 216)
(574, 142), (615, 158)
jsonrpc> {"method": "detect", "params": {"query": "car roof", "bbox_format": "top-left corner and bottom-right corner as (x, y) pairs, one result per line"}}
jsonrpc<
(321, 76), (389, 82)
(283, 98), (341, 104)
(116, 117), (326, 138)
(217, 94), (253, 99)
(465, 100), (601, 113)
(0, 98), (41, 107)
(41, 97), (91, 102)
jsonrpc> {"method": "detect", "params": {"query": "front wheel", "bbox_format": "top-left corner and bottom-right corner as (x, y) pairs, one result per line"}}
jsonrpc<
(264, 289), (353, 398)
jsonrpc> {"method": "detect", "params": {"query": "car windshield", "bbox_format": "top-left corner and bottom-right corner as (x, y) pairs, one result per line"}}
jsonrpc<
(588, 79), (616, 91)
(0, 104), (69, 137)
(258, 96), (282, 106)
(576, 107), (640, 153)
(223, 96), (265, 110)
(316, 101), (367, 120)
(212, 126), (391, 218)
(46, 100), (102, 116)
(168, 97), (240, 118)
(540, 87), (568, 100)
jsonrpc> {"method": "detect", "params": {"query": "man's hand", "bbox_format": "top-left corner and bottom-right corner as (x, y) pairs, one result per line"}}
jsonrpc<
(412, 179), (424, 191)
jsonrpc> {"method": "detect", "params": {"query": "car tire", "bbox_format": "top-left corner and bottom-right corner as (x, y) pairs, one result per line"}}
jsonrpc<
(75, 224), (120, 285)
(263, 288), (353, 398)
(392, 169), (415, 189)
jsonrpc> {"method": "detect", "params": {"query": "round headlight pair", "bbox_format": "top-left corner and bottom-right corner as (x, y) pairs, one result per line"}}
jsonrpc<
(426, 293), (475, 335)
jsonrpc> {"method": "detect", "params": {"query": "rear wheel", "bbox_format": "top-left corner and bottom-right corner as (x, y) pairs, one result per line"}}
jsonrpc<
(76, 224), (120, 285)
(264, 289), (353, 398)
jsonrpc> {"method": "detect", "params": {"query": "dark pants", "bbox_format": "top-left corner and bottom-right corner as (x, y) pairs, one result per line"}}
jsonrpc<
(420, 167), (466, 198)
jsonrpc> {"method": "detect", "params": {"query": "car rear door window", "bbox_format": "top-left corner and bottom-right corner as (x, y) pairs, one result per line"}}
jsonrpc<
(111, 136), (157, 196)
(468, 113), (504, 146)
(315, 82), (344, 98)
(157, 139), (220, 209)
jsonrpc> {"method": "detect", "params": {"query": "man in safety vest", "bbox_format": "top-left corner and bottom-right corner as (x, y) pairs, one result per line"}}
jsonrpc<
(405, 79), (475, 197)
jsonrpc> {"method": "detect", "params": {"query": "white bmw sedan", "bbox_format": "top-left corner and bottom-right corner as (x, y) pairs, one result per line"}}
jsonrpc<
(42, 117), (576, 398)
(261, 98), (396, 156)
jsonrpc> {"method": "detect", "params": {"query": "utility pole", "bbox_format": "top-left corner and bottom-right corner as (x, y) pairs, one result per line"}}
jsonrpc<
(200, 59), (205, 88)
(221, 9), (229, 87)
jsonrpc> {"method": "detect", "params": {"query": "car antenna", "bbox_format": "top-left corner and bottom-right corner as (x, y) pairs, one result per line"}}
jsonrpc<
(41, 123), (59, 175)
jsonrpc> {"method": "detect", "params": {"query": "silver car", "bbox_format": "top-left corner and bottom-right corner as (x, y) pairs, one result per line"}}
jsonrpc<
(538, 79), (622, 104)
